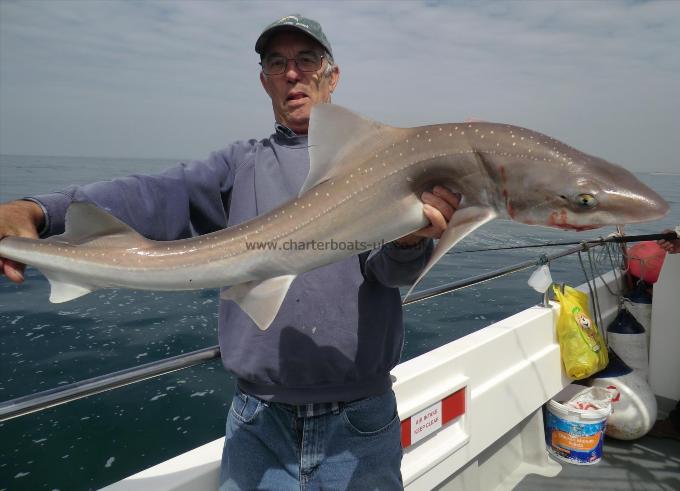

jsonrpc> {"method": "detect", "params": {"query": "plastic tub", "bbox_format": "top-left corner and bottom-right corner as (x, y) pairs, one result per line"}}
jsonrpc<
(544, 398), (610, 465)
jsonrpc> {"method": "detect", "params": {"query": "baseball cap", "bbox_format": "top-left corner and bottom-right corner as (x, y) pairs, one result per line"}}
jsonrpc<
(255, 14), (332, 57)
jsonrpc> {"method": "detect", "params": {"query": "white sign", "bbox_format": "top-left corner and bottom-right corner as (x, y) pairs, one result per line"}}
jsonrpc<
(410, 400), (442, 445)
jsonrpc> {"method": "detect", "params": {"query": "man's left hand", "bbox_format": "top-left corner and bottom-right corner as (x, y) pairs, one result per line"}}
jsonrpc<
(394, 186), (460, 247)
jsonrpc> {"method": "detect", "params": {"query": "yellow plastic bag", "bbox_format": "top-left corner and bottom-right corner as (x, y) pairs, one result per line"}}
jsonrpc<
(553, 284), (609, 380)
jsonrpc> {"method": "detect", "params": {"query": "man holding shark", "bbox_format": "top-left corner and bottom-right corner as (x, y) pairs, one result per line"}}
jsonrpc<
(0, 15), (459, 489)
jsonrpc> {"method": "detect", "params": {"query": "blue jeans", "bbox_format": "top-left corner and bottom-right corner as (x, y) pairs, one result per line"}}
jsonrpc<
(219, 387), (403, 490)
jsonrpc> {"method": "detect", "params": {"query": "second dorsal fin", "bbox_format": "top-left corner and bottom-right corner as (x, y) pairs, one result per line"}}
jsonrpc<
(50, 203), (147, 246)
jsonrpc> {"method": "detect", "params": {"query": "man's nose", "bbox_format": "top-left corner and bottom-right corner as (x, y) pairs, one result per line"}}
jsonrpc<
(284, 59), (302, 81)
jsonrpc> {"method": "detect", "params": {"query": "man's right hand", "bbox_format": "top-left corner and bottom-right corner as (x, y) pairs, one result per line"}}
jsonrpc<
(0, 200), (45, 283)
(658, 228), (680, 255)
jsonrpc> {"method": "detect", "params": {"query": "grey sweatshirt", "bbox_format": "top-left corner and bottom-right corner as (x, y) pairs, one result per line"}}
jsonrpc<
(31, 127), (433, 404)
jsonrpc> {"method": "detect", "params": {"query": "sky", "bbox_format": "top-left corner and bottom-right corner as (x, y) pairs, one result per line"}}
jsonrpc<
(0, 0), (679, 172)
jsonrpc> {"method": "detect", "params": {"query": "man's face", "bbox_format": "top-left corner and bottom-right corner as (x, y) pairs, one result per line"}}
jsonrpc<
(259, 31), (339, 135)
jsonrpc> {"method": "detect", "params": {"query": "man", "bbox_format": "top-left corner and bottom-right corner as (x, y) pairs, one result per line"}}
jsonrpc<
(651, 230), (680, 440)
(0, 15), (459, 489)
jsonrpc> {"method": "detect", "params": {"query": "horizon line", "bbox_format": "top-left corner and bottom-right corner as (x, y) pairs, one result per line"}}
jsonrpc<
(0, 153), (675, 175)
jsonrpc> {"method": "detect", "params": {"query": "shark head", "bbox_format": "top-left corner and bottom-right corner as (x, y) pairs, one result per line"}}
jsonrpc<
(484, 126), (670, 231)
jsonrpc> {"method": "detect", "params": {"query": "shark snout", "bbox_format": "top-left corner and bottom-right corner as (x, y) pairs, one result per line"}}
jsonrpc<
(568, 160), (670, 226)
(585, 181), (669, 227)
(625, 187), (670, 222)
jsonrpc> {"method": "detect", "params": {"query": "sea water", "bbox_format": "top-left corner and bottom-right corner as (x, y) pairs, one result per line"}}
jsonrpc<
(0, 154), (678, 490)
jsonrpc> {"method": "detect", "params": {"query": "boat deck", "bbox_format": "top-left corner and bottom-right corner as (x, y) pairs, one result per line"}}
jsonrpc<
(517, 432), (680, 490)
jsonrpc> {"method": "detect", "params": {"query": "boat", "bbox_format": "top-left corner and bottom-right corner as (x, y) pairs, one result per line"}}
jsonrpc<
(2, 243), (679, 490)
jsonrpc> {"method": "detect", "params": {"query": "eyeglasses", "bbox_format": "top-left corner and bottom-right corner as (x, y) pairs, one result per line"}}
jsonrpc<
(260, 51), (325, 75)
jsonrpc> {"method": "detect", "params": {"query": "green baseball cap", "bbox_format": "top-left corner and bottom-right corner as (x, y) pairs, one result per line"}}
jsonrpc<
(255, 14), (332, 57)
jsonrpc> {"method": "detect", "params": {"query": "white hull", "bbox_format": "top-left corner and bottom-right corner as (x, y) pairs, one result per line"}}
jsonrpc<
(101, 255), (679, 490)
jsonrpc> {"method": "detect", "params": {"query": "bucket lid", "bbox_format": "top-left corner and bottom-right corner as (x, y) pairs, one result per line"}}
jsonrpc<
(548, 398), (611, 419)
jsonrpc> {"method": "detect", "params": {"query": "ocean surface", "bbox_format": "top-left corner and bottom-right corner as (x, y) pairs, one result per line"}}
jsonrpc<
(0, 154), (678, 490)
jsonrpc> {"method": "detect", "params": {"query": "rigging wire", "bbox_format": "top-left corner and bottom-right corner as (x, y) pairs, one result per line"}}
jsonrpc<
(450, 231), (677, 254)
(574, 241), (628, 343)
(577, 251), (604, 341)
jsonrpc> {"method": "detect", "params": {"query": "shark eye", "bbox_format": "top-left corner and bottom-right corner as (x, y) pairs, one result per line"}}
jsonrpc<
(576, 193), (597, 208)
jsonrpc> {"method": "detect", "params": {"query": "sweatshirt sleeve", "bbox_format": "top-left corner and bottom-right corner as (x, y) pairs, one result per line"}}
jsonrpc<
(363, 239), (434, 288)
(29, 147), (242, 240)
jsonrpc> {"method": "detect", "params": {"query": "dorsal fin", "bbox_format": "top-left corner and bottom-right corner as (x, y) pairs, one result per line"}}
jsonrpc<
(301, 104), (396, 195)
(50, 203), (146, 246)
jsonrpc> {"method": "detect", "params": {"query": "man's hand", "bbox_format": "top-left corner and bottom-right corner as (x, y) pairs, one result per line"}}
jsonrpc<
(0, 200), (45, 283)
(394, 186), (460, 247)
(658, 229), (680, 254)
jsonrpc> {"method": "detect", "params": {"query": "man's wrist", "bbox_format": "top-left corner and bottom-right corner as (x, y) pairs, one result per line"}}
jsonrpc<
(18, 199), (47, 233)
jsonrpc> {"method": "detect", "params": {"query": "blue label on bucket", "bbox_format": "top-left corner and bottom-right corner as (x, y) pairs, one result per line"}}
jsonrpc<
(545, 410), (606, 464)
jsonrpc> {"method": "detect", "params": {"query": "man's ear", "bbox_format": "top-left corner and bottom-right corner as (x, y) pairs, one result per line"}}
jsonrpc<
(260, 71), (272, 97)
(329, 65), (340, 93)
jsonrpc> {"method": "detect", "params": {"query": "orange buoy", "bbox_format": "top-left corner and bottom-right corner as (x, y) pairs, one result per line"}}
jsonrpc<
(628, 241), (667, 284)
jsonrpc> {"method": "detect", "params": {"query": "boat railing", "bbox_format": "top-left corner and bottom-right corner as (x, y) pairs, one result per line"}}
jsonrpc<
(403, 243), (591, 305)
(0, 241), (615, 423)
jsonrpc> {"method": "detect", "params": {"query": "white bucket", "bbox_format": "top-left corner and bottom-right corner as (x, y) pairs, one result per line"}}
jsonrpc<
(544, 398), (610, 465)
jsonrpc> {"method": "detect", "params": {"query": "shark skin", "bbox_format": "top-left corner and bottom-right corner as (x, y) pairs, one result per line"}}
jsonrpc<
(0, 104), (670, 329)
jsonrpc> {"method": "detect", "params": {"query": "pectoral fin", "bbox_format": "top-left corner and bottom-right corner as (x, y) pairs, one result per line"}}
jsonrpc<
(220, 275), (297, 330)
(404, 206), (497, 300)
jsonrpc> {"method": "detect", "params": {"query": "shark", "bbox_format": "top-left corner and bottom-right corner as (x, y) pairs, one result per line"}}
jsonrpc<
(0, 104), (669, 329)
